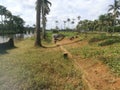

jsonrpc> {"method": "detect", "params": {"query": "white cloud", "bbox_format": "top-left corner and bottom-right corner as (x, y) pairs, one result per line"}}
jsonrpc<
(0, 0), (113, 29)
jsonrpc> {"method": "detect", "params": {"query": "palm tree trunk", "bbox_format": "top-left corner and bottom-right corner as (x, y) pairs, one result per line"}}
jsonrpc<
(42, 8), (46, 39)
(35, 0), (42, 47)
(43, 18), (46, 39)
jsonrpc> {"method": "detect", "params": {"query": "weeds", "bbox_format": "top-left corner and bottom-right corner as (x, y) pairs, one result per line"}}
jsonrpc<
(67, 33), (120, 76)
(100, 56), (120, 76)
(0, 38), (84, 90)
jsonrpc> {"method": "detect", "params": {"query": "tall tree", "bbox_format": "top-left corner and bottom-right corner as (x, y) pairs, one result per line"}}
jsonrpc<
(108, 0), (120, 32)
(41, 0), (52, 39)
(67, 18), (70, 29)
(77, 16), (81, 21)
(55, 20), (59, 29)
(71, 19), (75, 29)
(0, 5), (6, 24)
(63, 21), (66, 30)
(35, 0), (42, 47)
(0, 5), (7, 34)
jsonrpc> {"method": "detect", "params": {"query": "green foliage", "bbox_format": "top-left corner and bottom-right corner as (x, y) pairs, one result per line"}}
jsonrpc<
(101, 56), (120, 76)
(0, 5), (25, 34)
(114, 26), (120, 32)
(52, 29), (59, 33)
(43, 31), (52, 43)
(70, 46), (105, 59)
(99, 39), (120, 46)
(67, 33), (120, 76)
(89, 33), (108, 43)
(98, 36), (120, 46)
(60, 31), (77, 37)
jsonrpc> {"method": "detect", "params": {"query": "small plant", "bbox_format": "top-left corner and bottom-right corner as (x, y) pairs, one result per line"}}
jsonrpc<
(100, 56), (120, 76)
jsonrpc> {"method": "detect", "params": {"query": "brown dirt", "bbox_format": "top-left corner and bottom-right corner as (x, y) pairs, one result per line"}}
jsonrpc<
(57, 38), (120, 90)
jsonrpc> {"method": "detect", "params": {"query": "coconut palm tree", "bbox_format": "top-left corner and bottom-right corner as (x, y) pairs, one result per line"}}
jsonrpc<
(108, 0), (120, 33)
(93, 20), (99, 31)
(41, 0), (52, 39)
(63, 21), (66, 30)
(55, 20), (58, 29)
(71, 19), (75, 29)
(77, 16), (81, 22)
(35, 0), (42, 46)
(67, 18), (70, 29)
(99, 14), (108, 32)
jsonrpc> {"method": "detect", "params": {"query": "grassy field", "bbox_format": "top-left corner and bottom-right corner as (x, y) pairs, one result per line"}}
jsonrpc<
(0, 37), (84, 90)
(67, 32), (120, 76)
(0, 31), (120, 89)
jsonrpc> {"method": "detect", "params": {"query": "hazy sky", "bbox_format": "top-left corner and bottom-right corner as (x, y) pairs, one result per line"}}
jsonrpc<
(0, 0), (113, 29)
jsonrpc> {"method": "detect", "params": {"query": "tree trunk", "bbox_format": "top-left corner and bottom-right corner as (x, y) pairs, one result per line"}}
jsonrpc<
(43, 18), (46, 39)
(42, 9), (46, 39)
(42, 0), (46, 39)
(34, 0), (42, 47)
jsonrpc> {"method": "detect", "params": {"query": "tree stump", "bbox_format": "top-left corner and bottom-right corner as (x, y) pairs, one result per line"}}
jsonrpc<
(63, 52), (68, 59)
(69, 36), (74, 40)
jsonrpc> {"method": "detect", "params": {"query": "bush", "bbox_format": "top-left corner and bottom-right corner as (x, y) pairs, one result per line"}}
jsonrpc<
(52, 29), (59, 33)
(89, 34), (108, 43)
(99, 37), (120, 46)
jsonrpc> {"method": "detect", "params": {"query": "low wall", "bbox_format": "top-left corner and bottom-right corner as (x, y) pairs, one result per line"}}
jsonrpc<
(0, 38), (14, 49)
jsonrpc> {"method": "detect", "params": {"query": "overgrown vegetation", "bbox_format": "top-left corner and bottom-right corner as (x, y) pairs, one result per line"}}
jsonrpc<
(68, 33), (120, 76)
(0, 38), (85, 90)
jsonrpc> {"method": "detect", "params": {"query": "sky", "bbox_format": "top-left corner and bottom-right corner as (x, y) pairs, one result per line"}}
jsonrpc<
(0, 0), (113, 29)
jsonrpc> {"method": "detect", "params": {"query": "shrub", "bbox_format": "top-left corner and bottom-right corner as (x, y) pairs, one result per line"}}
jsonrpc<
(99, 38), (120, 46)
(89, 34), (108, 43)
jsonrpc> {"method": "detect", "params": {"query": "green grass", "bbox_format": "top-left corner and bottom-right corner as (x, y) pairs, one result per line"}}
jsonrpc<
(0, 38), (84, 90)
(67, 33), (120, 76)
(60, 31), (78, 37)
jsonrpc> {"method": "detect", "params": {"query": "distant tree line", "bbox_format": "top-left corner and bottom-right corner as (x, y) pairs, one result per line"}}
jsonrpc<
(76, 0), (120, 33)
(0, 5), (25, 34)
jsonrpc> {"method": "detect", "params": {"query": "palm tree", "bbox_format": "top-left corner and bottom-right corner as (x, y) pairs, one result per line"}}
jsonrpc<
(99, 14), (108, 32)
(93, 20), (99, 31)
(77, 16), (81, 22)
(55, 20), (58, 29)
(108, 0), (120, 33)
(71, 19), (75, 29)
(41, 0), (51, 39)
(63, 21), (66, 30)
(67, 18), (70, 29)
(35, 0), (42, 47)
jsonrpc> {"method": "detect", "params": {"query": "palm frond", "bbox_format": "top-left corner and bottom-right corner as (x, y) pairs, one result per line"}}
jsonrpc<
(47, 0), (52, 6)
(108, 5), (114, 12)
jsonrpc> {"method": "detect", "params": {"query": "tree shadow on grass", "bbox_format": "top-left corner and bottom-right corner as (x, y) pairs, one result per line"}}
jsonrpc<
(0, 44), (17, 55)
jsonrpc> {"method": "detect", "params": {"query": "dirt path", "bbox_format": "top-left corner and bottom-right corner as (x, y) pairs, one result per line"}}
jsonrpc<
(57, 38), (120, 90)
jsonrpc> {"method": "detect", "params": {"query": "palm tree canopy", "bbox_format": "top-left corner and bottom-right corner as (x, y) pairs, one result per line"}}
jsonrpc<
(77, 16), (81, 20)
(67, 18), (70, 22)
(108, 0), (120, 15)
(36, 0), (52, 15)
(42, 0), (52, 15)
